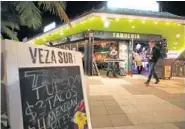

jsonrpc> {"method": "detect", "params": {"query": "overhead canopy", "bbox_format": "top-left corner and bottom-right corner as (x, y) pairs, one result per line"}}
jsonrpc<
(27, 8), (185, 52)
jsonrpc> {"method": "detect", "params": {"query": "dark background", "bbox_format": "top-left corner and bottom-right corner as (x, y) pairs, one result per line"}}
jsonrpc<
(17, 1), (185, 41)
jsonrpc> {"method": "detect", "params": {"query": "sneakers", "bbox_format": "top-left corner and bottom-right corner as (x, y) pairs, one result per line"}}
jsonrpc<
(144, 80), (160, 86)
(144, 81), (149, 86)
(154, 80), (160, 84)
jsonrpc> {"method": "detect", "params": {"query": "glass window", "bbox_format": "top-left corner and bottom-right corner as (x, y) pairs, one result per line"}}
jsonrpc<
(71, 43), (78, 51)
(78, 42), (85, 53)
(94, 40), (117, 63)
(64, 44), (71, 50)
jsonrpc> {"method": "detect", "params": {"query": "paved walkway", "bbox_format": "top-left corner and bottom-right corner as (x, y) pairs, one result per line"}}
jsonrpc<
(86, 75), (185, 129)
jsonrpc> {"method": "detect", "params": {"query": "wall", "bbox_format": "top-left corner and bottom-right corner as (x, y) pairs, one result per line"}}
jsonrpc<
(118, 41), (129, 70)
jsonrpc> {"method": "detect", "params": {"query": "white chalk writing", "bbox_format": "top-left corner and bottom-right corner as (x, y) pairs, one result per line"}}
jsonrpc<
(23, 67), (81, 129)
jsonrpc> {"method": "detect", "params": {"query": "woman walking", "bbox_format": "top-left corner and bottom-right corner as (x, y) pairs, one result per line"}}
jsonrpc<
(133, 51), (143, 74)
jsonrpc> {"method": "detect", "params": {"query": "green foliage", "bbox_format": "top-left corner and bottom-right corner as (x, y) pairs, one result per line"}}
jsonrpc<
(14, 1), (42, 29)
(37, 1), (66, 15)
(1, 1), (67, 40)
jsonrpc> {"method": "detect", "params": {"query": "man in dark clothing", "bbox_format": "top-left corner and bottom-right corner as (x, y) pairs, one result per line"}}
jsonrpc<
(145, 41), (161, 85)
(107, 45), (118, 77)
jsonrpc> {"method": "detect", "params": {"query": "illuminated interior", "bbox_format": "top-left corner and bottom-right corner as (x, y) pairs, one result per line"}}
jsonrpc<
(28, 12), (185, 52)
(94, 41), (117, 62)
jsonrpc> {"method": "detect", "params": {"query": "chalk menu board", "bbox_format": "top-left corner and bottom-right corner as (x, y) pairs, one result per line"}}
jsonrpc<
(2, 40), (91, 129)
(19, 66), (87, 129)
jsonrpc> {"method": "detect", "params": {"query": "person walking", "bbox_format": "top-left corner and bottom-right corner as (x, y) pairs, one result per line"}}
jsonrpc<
(133, 51), (143, 74)
(145, 40), (161, 85)
(106, 45), (118, 77)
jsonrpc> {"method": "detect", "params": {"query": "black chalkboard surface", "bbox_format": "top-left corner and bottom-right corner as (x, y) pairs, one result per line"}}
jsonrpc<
(19, 66), (88, 129)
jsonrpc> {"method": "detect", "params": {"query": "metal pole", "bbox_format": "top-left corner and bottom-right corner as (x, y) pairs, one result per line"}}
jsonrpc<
(84, 40), (88, 75)
(87, 36), (93, 76)
(89, 36), (94, 76)
(70, 44), (72, 50)
(128, 39), (134, 72)
(76, 43), (78, 51)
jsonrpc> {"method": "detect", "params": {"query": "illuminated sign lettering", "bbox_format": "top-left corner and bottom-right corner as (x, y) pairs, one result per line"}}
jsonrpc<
(113, 33), (140, 39)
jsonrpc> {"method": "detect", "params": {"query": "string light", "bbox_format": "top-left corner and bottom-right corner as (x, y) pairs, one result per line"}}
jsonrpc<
(166, 22), (170, 25)
(131, 26), (135, 29)
(72, 23), (76, 27)
(104, 20), (110, 28)
(176, 34), (180, 38)
(142, 18), (146, 24)
(60, 32), (63, 35)
(101, 16), (106, 21)
(90, 17), (94, 20)
(129, 19), (133, 22)
(154, 21), (158, 24)
(116, 18), (120, 21)
(142, 20), (146, 24)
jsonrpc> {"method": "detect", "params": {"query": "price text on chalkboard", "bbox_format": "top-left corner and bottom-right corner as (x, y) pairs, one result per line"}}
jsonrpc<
(19, 66), (88, 129)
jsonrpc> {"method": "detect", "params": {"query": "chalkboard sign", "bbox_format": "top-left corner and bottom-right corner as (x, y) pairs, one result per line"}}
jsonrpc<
(2, 40), (91, 129)
(19, 66), (87, 129)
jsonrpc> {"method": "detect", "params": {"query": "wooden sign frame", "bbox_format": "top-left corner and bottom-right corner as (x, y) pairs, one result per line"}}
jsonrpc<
(2, 40), (92, 129)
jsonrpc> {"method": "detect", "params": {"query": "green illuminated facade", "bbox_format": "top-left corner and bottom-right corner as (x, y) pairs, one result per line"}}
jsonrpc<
(28, 9), (185, 51)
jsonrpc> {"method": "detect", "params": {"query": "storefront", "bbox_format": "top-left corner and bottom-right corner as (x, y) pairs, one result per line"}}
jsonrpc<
(27, 8), (185, 76)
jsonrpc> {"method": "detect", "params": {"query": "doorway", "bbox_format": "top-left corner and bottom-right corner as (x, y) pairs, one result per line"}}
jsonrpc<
(132, 40), (163, 75)
(93, 40), (118, 75)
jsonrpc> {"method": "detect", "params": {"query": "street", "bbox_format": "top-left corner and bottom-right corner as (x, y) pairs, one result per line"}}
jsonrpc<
(86, 75), (185, 129)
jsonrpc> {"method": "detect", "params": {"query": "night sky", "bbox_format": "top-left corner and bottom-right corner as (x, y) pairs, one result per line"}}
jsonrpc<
(17, 1), (185, 41)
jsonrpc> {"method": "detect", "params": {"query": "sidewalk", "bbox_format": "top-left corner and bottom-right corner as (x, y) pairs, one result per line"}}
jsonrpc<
(86, 75), (185, 129)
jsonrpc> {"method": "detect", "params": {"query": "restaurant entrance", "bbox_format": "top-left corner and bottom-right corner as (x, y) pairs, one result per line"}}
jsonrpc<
(50, 31), (164, 76)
